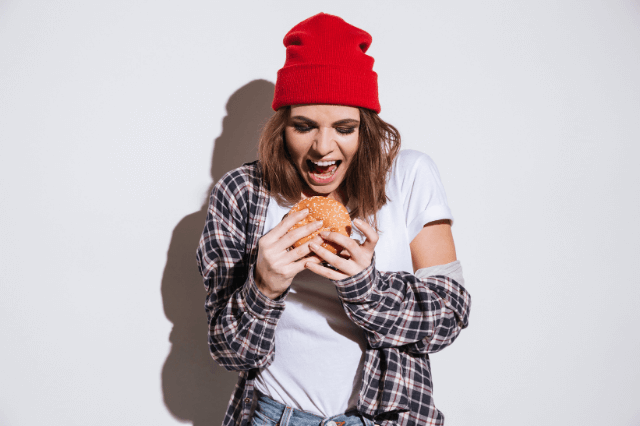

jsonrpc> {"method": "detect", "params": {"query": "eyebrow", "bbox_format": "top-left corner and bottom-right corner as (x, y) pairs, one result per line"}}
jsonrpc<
(291, 115), (360, 126)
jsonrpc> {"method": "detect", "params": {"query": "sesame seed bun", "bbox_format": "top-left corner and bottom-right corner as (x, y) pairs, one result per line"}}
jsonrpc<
(288, 196), (352, 255)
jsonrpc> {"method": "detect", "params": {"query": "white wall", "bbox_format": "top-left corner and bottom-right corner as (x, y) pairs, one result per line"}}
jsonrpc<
(1, 1), (639, 425)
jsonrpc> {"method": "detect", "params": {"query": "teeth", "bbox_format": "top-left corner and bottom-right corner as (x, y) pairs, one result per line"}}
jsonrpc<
(313, 160), (337, 167)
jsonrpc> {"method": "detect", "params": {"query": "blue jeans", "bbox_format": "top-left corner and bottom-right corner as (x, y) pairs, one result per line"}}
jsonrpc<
(251, 391), (376, 426)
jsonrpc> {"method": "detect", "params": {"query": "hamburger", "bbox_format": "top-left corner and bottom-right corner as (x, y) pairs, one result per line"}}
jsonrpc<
(287, 196), (352, 255)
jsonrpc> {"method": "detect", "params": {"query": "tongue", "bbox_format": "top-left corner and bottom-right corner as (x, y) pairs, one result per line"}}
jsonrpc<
(314, 164), (336, 174)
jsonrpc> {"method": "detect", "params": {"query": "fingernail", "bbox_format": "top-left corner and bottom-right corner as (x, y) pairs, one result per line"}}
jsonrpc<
(314, 220), (323, 227)
(320, 231), (329, 237)
(310, 243), (319, 250)
(301, 208), (309, 214)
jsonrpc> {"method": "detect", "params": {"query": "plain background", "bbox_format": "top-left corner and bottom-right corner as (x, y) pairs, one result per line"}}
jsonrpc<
(1, 1), (639, 425)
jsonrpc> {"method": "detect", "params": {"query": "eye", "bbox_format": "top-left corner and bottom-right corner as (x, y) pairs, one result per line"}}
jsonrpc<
(336, 127), (356, 135)
(293, 125), (314, 134)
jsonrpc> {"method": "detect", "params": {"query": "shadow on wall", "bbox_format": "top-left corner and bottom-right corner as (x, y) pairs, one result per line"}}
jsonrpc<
(161, 79), (275, 426)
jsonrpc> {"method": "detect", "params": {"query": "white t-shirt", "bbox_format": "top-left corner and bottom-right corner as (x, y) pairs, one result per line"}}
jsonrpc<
(254, 149), (453, 417)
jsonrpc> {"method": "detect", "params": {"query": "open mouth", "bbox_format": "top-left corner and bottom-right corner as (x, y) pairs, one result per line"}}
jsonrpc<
(306, 159), (341, 183)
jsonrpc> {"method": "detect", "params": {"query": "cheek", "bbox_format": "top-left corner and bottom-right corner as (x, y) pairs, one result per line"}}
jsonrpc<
(284, 131), (304, 162)
(344, 135), (359, 162)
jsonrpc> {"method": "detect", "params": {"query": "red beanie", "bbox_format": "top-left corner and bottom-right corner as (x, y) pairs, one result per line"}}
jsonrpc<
(272, 13), (381, 113)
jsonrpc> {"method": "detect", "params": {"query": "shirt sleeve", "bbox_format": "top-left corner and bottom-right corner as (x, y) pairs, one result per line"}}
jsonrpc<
(414, 259), (465, 288)
(395, 149), (454, 242)
(333, 256), (471, 354)
(196, 167), (286, 371)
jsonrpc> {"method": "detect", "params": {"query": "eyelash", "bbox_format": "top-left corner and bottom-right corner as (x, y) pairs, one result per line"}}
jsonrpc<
(293, 125), (356, 135)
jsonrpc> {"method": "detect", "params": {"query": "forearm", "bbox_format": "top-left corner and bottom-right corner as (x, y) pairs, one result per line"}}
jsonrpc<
(205, 263), (287, 371)
(405, 260), (469, 353)
(333, 257), (471, 352)
(196, 170), (285, 371)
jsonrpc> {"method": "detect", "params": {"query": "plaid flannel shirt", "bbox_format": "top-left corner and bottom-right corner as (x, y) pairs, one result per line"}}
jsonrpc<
(196, 161), (471, 426)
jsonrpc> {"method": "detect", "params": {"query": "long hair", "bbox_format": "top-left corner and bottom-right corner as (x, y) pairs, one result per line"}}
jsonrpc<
(258, 106), (401, 229)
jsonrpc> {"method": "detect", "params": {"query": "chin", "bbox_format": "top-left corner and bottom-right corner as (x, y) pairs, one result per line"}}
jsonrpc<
(305, 183), (333, 195)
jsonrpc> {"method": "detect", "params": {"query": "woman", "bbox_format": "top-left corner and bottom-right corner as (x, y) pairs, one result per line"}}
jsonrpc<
(196, 13), (471, 426)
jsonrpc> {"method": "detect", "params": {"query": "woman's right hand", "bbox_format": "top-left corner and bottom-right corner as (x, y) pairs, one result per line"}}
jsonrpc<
(254, 208), (323, 299)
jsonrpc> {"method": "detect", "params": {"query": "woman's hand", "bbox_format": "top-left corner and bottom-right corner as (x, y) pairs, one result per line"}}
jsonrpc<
(254, 209), (324, 299)
(305, 218), (378, 281)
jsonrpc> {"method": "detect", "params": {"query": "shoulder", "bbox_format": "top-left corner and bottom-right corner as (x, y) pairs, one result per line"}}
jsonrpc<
(210, 161), (265, 216)
(393, 149), (438, 174)
(216, 161), (263, 194)
(388, 150), (454, 234)
(390, 149), (442, 188)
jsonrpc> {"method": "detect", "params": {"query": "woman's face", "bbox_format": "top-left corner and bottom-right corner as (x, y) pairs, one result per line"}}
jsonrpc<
(285, 104), (360, 202)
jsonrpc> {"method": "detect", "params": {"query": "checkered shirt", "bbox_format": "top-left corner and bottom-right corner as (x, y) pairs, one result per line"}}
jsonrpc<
(196, 161), (471, 426)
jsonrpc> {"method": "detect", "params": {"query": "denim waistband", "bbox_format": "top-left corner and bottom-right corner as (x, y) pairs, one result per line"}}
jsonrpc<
(252, 391), (376, 426)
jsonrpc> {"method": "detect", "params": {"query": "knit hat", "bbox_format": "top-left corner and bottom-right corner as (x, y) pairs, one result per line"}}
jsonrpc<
(272, 13), (380, 113)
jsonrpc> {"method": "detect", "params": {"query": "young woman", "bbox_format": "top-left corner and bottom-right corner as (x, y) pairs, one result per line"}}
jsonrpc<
(196, 13), (471, 426)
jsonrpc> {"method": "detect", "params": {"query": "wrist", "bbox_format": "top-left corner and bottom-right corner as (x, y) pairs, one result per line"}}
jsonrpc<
(254, 268), (285, 300)
(333, 254), (377, 303)
(257, 282), (284, 300)
(244, 264), (287, 322)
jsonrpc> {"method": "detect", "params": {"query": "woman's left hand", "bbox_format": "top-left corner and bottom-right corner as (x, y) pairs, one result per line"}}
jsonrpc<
(305, 218), (378, 281)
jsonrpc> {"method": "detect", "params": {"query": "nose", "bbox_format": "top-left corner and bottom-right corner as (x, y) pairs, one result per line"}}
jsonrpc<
(313, 127), (334, 156)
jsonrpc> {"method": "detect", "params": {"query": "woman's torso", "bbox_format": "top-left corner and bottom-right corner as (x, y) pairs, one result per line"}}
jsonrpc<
(253, 150), (443, 417)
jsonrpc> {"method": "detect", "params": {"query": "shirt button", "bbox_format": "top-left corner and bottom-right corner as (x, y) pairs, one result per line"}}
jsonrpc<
(244, 398), (251, 404)
(326, 422), (337, 426)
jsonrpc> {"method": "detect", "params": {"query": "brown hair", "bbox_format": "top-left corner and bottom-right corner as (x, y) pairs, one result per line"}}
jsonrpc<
(258, 106), (401, 228)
